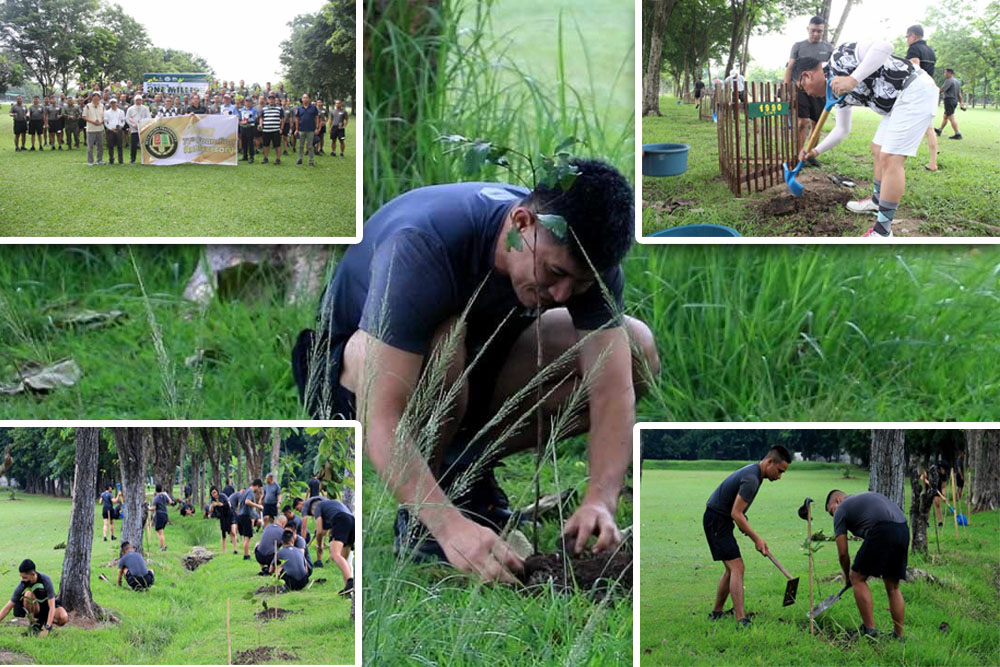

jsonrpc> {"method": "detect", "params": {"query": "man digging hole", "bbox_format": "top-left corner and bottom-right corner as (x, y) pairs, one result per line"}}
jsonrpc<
(293, 159), (658, 583)
(703, 446), (791, 627)
(0, 560), (68, 636)
(825, 489), (909, 640)
(792, 40), (938, 238)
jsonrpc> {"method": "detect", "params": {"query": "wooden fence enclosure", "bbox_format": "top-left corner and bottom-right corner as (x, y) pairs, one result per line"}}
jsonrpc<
(715, 82), (799, 195)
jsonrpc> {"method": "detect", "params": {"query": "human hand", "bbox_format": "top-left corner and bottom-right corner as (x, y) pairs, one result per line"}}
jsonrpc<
(436, 516), (524, 584)
(798, 148), (818, 163)
(754, 536), (769, 556)
(960, 104), (967, 112)
(39, 629), (49, 637)
(563, 501), (622, 555)
(830, 75), (857, 97)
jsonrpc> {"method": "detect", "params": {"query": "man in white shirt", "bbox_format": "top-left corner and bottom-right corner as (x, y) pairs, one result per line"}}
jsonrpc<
(82, 92), (106, 165)
(126, 94), (151, 164)
(104, 98), (126, 165)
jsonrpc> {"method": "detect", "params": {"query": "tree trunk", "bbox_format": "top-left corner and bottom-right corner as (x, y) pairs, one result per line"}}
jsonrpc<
(906, 451), (937, 555)
(828, 0), (855, 46)
(270, 427), (282, 481)
(966, 430), (982, 501)
(869, 430), (905, 510)
(971, 430), (1000, 512)
(723, 0), (750, 83)
(114, 428), (148, 556)
(818, 0), (833, 43)
(641, 0), (677, 116)
(59, 428), (103, 620)
(235, 428), (266, 484)
(177, 436), (187, 498)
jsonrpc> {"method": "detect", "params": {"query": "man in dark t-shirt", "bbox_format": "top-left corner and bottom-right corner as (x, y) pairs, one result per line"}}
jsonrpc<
(936, 68), (966, 140)
(151, 484), (175, 551)
(308, 475), (321, 498)
(703, 447), (790, 626)
(276, 529), (312, 590)
(236, 480), (264, 560)
(117, 542), (155, 590)
(904, 24), (941, 171)
(309, 498), (354, 594)
(826, 490), (909, 639)
(328, 100), (348, 157)
(0, 560), (68, 635)
(98, 484), (117, 541)
(27, 96), (45, 150)
(9, 96), (28, 151)
(254, 516), (288, 573)
(693, 79), (705, 108)
(293, 159), (656, 583)
(784, 16), (834, 167)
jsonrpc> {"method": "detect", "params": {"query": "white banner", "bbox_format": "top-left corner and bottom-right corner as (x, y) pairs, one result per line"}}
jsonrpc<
(143, 73), (211, 98)
(138, 115), (238, 166)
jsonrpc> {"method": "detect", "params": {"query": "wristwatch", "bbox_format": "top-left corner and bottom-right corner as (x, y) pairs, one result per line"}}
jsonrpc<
(44, 624), (52, 630)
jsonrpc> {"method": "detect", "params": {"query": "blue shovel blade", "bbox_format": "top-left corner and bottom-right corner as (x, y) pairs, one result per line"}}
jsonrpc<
(783, 161), (805, 197)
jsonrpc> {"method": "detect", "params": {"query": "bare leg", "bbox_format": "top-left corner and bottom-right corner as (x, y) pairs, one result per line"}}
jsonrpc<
(243, 535), (251, 557)
(949, 115), (959, 133)
(157, 528), (166, 549)
(103, 517), (109, 539)
(884, 578), (905, 636)
(713, 568), (731, 612)
(850, 569), (875, 629)
(878, 153), (907, 205)
(330, 539), (352, 583)
(726, 558), (746, 619)
(924, 126), (938, 170)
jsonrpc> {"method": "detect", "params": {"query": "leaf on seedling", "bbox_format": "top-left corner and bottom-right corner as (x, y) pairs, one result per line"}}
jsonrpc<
(553, 137), (578, 154)
(241, 591), (255, 601)
(538, 214), (568, 240)
(505, 227), (524, 252)
(0, 358), (82, 396)
(50, 308), (127, 330)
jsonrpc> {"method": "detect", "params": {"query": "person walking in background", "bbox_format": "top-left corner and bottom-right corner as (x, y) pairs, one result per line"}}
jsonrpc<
(104, 98), (126, 165)
(904, 25), (941, 171)
(9, 95), (27, 151)
(83, 92), (106, 165)
(935, 68), (966, 140)
(151, 484), (176, 551)
(724, 69), (747, 104)
(98, 484), (117, 542)
(784, 16), (834, 167)
(693, 78), (705, 110)
(329, 99), (349, 158)
(295, 93), (319, 167)
(62, 97), (81, 150)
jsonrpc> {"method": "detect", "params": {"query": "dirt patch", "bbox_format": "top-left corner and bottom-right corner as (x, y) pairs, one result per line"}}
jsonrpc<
(0, 651), (34, 664)
(521, 550), (631, 600)
(232, 646), (298, 664)
(254, 607), (294, 622)
(253, 585), (286, 595)
(755, 172), (855, 232)
(182, 546), (215, 571)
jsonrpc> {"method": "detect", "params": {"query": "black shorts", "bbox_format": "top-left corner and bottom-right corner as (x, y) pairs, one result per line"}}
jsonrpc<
(281, 572), (309, 590)
(332, 127), (346, 141)
(694, 89), (703, 99)
(102, 506), (113, 519)
(797, 88), (824, 123)
(219, 513), (233, 536)
(255, 548), (274, 567)
(944, 98), (957, 116)
(262, 131), (281, 148)
(852, 521), (909, 581)
(154, 512), (168, 531)
(237, 514), (254, 538)
(263, 502), (278, 518)
(51, 118), (63, 132)
(125, 571), (154, 590)
(13, 595), (62, 624)
(703, 508), (741, 561)
(315, 125), (326, 136)
(28, 119), (43, 135)
(13, 120), (27, 135)
(328, 512), (355, 548)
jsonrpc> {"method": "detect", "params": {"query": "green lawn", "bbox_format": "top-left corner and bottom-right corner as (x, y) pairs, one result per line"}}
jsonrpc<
(642, 96), (1000, 236)
(362, 447), (633, 666)
(639, 459), (1000, 665)
(0, 492), (352, 664)
(0, 245), (319, 419)
(0, 104), (356, 237)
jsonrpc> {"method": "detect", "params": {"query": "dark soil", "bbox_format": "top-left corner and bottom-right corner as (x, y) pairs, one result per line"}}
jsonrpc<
(254, 585), (286, 595)
(254, 608), (294, 622)
(754, 172), (855, 235)
(182, 547), (215, 571)
(0, 650), (34, 664)
(232, 646), (298, 665)
(521, 550), (632, 600)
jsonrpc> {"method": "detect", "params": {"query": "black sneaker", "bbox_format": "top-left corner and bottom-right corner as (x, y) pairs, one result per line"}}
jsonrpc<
(892, 632), (904, 642)
(111, 536), (116, 540)
(393, 507), (448, 563)
(274, 159), (281, 165)
(934, 128), (942, 136)
(262, 157), (269, 164)
(737, 617), (752, 628)
(859, 624), (880, 639)
(708, 610), (733, 620)
(30, 147), (35, 151)
(443, 462), (515, 530)
(243, 555), (250, 560)
(249, 158), (254, 164)
(313, 559), (324, 568)
(104, 537), (108, 542)
(338, 578), (354, 596)
(295, 159), (302, 165)
(949, 133), (963, 140)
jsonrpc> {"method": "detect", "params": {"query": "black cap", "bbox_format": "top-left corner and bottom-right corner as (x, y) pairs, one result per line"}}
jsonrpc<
(798, 497), (814, 520)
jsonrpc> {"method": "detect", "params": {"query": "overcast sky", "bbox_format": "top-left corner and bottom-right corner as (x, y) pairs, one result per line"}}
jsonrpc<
(112, 0), (328, 83)
(746, 0), (990, 71)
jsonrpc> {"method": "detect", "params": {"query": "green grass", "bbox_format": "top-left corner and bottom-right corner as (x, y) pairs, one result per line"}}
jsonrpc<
(0, 104), (356, 237)
(625, 244), (1000, 421)
(0, 245), (321, 419)
(639, 461), (1000, 665)
(0, 492), (351, 664)
(362, 448), (632, 666)
(642, 96), (1000, 236)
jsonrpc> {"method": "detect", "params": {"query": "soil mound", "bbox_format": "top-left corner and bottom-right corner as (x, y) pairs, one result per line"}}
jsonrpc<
(232, 646), (298, 664)
(522, 550), (632, 600)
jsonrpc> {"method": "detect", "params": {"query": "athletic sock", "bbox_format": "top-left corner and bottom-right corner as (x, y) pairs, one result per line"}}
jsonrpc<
(872, 179), (881, 206)
(874, 199), (898, 236)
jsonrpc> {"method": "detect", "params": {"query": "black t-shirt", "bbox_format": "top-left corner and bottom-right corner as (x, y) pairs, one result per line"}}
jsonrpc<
(185, 105), (208, 115)
(320, 183), (623, 355)
(833, 492), (906, 539)
(101, 490), (113, 509)
(222, 484), (235, 496)
(705, 463), (762, 516)
(118, 551), (148, 577)
(153, 492), (170, 515)
(694, 81), (705, 92)
(905, 39), (935, 76)
(212, 494), (231, 516)
(317, 499), (352, 527)
(308, 478), (321, 497)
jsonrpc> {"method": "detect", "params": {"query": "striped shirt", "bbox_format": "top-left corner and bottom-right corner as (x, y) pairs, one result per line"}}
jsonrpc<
(259, 104), (283, 132)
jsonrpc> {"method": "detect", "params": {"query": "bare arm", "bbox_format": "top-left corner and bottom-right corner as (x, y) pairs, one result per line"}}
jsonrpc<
(731, 495), (768, 556)
(835, 533), (851, 582)
(0, 600), (13, 622)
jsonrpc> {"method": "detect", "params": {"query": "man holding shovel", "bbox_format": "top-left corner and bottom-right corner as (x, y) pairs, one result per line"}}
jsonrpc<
(703, 446), (791, 626)
(825, 490), (909, 639)
(791, 40), (938, 238)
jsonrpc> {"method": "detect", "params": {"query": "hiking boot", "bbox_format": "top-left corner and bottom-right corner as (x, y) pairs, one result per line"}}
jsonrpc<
(338, 578), (354, 596)
(737, 617), (752, 628)
(949, 133), (962, 140)
(862, 227), (893, 239)
(934, 127), (942, 136)
(805, 157), (821, 167)
(847, 196), (879, 214)
(859, 624), (881, 639)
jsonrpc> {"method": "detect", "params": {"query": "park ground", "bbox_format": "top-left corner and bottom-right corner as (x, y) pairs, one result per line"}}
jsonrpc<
(0, 490), (352, 665)
(363, 446), (632, 666)
(642, 96), (1000, 236)
(0, 103), (356, 237)
(639, 461), (1000, 665)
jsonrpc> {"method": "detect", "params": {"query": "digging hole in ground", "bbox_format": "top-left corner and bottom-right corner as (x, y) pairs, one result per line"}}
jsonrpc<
(521, 550), (632, 600)
(754, 173), (857, 234)
(255, 608), (294, 622)
(232, 646), (298, 664)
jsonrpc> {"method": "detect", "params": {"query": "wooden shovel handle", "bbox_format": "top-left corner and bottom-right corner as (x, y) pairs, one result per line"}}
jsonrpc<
(767, 553), (794, 580)
(802, 107), (831, 155)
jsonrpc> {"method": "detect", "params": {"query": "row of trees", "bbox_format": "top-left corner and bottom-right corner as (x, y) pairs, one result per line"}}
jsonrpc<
(640, 428), (878, 463)
(279, 0), (355, 108)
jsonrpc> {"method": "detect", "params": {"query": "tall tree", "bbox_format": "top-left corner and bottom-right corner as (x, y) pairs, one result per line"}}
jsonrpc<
(58, 428), (103, 620)
(234, 428), (267, 484)
(641, 0), (677, 116)
(113, 427), (147, 555)
(0, 0), (95, 95)
(149, 428), (183, 494)
(905, 444), (940, 556)
(869, 430), (905, 510)
(280, 8), (354, 101)
(269, 428), (282, 481)
(0, 52), (24, 95)
(969, 430), (1000, 512)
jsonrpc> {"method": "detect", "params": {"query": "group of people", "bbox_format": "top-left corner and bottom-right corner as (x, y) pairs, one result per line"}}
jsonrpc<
(8, 82), (350, 168)
(703, 446), (911, 640)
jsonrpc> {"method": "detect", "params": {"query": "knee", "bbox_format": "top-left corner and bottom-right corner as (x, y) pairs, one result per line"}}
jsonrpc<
(626, 317), (660, 395)
(729, 560), (745, 577)
(849, 570), (867, 586)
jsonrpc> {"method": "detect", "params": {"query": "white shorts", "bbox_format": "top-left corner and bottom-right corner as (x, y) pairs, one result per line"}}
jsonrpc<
(873, 70), (938, 157)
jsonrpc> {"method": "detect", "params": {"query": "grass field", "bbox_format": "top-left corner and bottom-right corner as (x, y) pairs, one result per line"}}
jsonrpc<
(0, 103), (356, 237)
(0, 245), (320, 419)
(639, 460), (1000, 665)
(362, 448), (633, 666)
(0, 491), (352, 664)
(642, 96), (1000, 236)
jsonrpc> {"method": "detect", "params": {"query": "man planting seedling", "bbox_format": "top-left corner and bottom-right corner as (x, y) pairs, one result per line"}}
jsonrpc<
(117, 542), (155, 591)
(703, 446), (791, 626)
(0, 560), (68, 636)
(825, 490), (909, 639)
(792, 40), (938, 238)
(293, 157), (657, 583)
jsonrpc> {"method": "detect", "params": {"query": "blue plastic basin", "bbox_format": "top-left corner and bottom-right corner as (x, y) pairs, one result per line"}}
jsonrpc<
(642, 143), (690, 177)
(648, 224), (741, 238)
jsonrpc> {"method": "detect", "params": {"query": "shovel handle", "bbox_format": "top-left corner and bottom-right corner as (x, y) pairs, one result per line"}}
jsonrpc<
(801, 106), (832, 158)
(767, 553), (794, 580)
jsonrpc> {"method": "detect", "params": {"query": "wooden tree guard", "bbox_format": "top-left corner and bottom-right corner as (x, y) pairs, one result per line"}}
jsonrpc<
(715, 81), (798, 196)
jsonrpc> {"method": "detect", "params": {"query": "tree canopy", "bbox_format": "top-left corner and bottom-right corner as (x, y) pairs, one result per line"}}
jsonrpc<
(280, 1), (355, 104)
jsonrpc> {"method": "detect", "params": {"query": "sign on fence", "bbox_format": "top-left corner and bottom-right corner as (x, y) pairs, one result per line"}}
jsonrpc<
(142, 73), (211, 98)
(139, 115), (237, 166)
(746, 101), (790, 119)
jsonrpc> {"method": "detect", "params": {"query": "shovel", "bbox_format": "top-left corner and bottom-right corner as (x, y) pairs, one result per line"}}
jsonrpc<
(783, 79), (847, 197)
(810, 583), (851, 619)
(766, 552), (799, 606)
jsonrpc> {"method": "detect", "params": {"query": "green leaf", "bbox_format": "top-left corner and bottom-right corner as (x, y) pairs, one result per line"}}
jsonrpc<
(505, 228), (524, 252)
(553, 137), (578, 154)
(538, 214), (568, 240)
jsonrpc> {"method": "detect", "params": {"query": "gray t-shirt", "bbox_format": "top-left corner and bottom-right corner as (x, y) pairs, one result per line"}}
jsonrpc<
(940, 77), (960, 101)
(277, 546), (309, 580)
(28, 104), (44, 121)
(101, 490), (113, 508)
(286, 513), (302, 533)
(257, 524), (285, 558)
(10, 103), (27, 122)
(706, 463), (762, 516)
(263, 482), (281, 504)
(790, 39), (834, 64)
(833, 492), (906, 539)
(152, 492), (170, 515)
(237, 488), (257, 516)
(10, 572), (55, 603)
(118, 551), (148, 577)
(329, 108), (348, 128)
(316, 499), (352, 526)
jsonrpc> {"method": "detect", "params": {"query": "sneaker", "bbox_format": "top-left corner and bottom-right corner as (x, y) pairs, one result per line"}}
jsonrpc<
(708, 610), (733, 620)
(111, 536), (116, 540)
(892, 632), (904, 642)
(30, 147), (35, 151)
(859, 624), (881, 639)
(262, 157), (269, 164)
(862, 227), (893, 239)
(934, 127), (942, 136)
(295, 159), (302, 165)
(949, 133), (962, 140)
(737, 617), (752, 628)
(393, 508), (448, 563)
(340, 153), (344, 157)
(442, 462), (515, 530)
(160, 546), (167, 551)
(233, 550), (237, 555)
(50, 146), (55, 151)
(309, 162), (314, 167)
(805, 157), (821, 167)
(847, 196), (880, 214)
(249, 158), (254, 164)
(104, 537), (108, 542)
(274, 159), (281, 165)
(338, 578), (354, 596)
(313, 559), (324, 568)
(243, 555), (250, 561)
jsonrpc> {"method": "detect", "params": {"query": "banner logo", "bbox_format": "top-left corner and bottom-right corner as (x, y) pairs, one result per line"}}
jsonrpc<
(144, 126), (179, 158)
